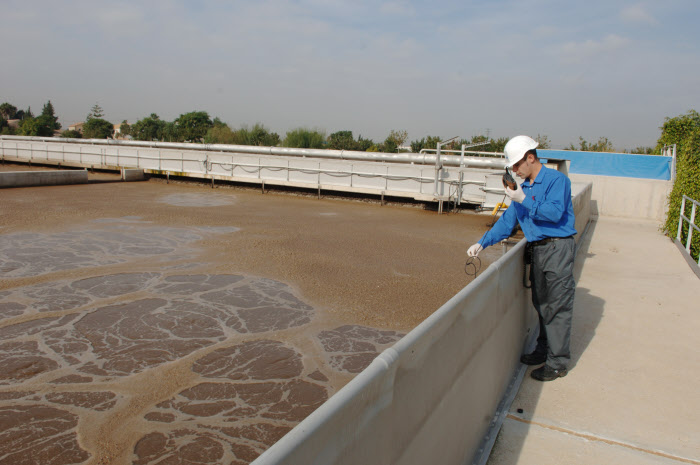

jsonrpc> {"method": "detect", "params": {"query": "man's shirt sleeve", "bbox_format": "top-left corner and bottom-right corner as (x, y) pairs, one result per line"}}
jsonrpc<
(479, 204), (518, 248)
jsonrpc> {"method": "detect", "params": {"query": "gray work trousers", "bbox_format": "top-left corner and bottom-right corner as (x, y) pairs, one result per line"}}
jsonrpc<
(530, 236), (576, 370)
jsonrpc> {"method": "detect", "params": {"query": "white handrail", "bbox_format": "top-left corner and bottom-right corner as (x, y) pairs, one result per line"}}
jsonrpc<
(0, 135), (507, 169)
(677, 195), (700, 265)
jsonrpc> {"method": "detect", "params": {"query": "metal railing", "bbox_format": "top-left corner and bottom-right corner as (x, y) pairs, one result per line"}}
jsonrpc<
(677, 195), (700, 265)
(0, 136), (497, 206)
(663, 144), (677, 181)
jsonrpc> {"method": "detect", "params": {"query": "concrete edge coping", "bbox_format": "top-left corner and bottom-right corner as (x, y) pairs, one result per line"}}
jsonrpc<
(673, 238), (700, 280)
(120, 168), (146, 182)
(0, 169), (88, 188)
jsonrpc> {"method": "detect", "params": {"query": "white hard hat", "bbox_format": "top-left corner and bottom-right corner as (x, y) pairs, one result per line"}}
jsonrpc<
(504, 135), (538, 167)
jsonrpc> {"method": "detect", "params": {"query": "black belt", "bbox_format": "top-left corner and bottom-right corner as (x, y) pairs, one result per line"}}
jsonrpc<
(529, 235), (573, 247)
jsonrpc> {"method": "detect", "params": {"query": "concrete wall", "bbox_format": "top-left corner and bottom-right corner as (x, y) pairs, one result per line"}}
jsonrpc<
(252, 184), (593, 465)
(0, 170), (88, 188)
(254, 242), (535, 465)
(572, 182), (593, 237)
(570, 173), (670, 222)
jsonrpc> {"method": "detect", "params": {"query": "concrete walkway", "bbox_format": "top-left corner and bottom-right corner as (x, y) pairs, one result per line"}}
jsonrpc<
(487, 216), (700, 465)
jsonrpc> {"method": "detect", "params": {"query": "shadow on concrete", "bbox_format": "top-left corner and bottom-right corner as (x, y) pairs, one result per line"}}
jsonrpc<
(569, 218), (605, 369)
(87, 178), (123, 184)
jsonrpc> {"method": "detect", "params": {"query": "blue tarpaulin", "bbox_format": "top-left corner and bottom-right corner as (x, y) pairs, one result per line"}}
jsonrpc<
(539, 149), (672, 180)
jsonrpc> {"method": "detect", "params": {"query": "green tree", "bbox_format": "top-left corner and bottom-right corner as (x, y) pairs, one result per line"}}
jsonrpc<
(17, 114), (55, 137)
(283, 128), (326, 148)
(83, 118), (114, 138)
(0, 115), (13, 135)
(204, 124), (237, 144)
(119, 120), (131, 138)
(464, 135), (508, 152)
(629, 146), (655, 154)
(229, 126), (252, 145)
(131, 114), (166, 141)
(327, 131), (373, 151)
(535, 134), (551, 149)
(357, 135), (374, 151)
(17, 117), (38, 136)
(468, 134), (490, 150)
(0, 103), (17, 120)
(36, 115), (57, 136)
(161, 121), (180, 142)
(246, 123), (280, 146)
(488, 137), (509, 152)
(381, 139), (397, 153)
(41, 100), (61, 132)
(87, 103), (105, 120)
(174, 111), (213, 142)
(410, 135), (442, 153)
(568, 136), (615, 152)
(380, 129), (408, 152)
(328, 130), (356, 150)
(207, 123), (280, 146)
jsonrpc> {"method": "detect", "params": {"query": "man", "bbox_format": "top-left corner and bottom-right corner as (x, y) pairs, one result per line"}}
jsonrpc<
(467, 135), (577, 381)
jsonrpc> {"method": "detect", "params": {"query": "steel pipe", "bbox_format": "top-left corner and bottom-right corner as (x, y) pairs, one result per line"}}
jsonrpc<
(0, 136), (508, 169)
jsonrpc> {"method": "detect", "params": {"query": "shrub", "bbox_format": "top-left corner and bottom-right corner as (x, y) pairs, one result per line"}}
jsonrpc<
(660, 111), (700, 261)
(205, 123), (280, 146)
(61, 129), (82, 139)
(283, 128), (326, 149)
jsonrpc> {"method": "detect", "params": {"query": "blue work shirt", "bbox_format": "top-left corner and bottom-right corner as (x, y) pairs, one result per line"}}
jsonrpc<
(479, 165), (577, 248)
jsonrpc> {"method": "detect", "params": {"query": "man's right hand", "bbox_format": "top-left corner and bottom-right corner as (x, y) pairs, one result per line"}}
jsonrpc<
(467, 243), (483, 257)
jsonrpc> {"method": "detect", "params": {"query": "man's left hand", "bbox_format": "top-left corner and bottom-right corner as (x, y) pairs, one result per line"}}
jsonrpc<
(505, 183), (526, 203)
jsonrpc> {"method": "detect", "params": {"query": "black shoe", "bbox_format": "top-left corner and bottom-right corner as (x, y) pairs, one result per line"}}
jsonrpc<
(520, 351), (547, 365)
(531, 365), (567, 381)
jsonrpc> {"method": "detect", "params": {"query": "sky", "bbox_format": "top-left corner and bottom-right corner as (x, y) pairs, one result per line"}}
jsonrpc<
(2, 0), (699, 150)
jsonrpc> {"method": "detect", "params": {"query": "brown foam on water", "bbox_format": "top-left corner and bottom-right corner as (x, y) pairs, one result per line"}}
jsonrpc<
(0, 272), (391, 463)
(133, 423), (291, 465)
(19, 272), (159, 313)
(135, 340), (327, 463)
(50, 374), (95, 384)
(318, 324), (405, 373)
(1, 273), (316, 381)
(0, 294), (25, 318)
(0, 404), (89, 465)
(45, 391), (118, 411)
(0, 220), (408, 464)
(192, 340), (304, 380)
(0, 341), (60, 383)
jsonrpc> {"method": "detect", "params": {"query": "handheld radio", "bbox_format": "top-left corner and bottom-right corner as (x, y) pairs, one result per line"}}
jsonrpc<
(502, 167), (516, 190)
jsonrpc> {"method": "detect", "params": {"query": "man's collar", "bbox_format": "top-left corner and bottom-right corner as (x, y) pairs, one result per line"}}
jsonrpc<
(525, 164), (547, 186)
